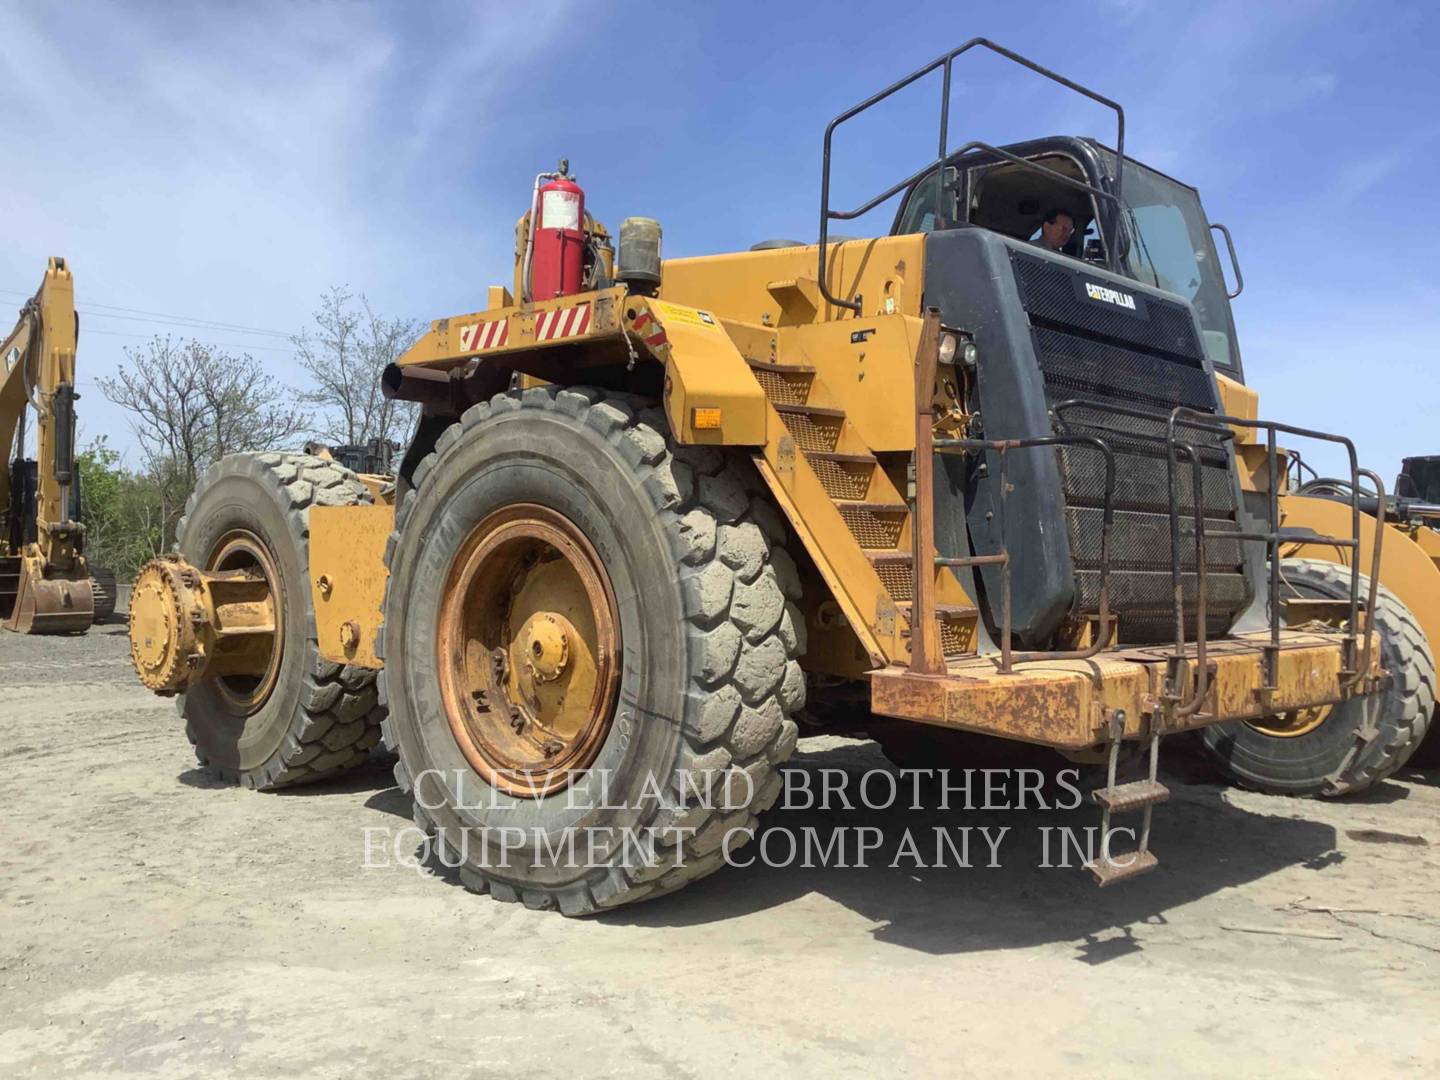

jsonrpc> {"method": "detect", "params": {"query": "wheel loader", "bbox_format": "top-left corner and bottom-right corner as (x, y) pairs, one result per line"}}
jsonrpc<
(1269, 457), (1440, 776)
(126, 40), (1394, 913)
(1, 258), (114, 632)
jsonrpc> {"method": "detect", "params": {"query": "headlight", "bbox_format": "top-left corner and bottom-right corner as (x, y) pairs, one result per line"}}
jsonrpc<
(938, 333), (958, 364)
(961, 341), (979, 368)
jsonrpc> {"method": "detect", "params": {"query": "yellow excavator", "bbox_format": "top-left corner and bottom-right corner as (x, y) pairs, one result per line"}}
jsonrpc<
(1, 257), (111, 632)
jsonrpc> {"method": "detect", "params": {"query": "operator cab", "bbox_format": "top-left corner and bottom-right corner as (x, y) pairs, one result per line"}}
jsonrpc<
(891, 136), (1244, 378)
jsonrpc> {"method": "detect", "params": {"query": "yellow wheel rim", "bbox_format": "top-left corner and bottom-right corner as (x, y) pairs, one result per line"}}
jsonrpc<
(436, 505), (620, 797)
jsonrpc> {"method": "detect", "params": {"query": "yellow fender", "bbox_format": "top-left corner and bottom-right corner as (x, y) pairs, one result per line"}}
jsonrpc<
(1280, 493), (1440, 656)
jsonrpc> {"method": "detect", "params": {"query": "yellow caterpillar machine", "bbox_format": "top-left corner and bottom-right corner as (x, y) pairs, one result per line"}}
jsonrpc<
(858, 52), (1440, 798)
(1, 258), (112, 632)
(127, 41), (1393, 912)
(1260, 459), (1440, 778)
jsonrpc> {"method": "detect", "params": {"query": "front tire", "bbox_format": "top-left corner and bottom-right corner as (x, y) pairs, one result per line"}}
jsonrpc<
(380, 386), (805, 914)
(1197, 557), (1435, 796)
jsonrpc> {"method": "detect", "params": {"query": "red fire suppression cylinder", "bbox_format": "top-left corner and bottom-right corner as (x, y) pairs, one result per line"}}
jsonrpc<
(528, 170), (586, 300)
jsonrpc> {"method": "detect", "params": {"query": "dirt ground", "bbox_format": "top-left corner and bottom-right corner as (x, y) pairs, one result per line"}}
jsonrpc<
(2, 627), (1438, 1079)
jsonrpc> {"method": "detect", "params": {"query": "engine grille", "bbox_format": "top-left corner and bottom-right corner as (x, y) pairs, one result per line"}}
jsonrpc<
(1011, 252), (1250, 643)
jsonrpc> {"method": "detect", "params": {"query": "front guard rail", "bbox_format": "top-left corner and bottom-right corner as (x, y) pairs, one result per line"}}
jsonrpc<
(1049, 397), (1383, 716)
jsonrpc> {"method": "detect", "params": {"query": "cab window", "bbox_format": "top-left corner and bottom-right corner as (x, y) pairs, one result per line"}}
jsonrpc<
(895, 167), (958, 233)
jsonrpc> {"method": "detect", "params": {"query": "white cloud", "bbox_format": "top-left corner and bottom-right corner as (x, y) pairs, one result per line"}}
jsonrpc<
(0, 1), (578, 462)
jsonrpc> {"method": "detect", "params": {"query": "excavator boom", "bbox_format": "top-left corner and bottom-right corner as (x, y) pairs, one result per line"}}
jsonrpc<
(1, 257), (95, 633)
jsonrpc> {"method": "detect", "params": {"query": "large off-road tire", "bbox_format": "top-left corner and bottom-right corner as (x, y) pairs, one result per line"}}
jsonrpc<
(1406, 713), (1440, 769)
(1197, 557), (1435, 796)
(380, 386), (805, 914)
(177, 452), (385, 790)
(89, 565), (117, 623)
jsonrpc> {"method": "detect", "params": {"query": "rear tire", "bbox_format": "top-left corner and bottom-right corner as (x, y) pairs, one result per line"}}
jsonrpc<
(89, 565), (117, 623)
(380, 386), (805, 914)
(1197, 558), (1435, 796)
(1405, 713), (1440, 768)
(177, 452), (385, 790)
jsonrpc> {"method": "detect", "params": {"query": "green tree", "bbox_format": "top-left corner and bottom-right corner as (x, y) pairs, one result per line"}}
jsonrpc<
(99, 336), (306, 546)
(75, 436), (165, 579)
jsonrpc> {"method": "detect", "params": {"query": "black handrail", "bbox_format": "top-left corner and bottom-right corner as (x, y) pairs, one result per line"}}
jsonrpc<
(1210, 222), (1244, 299)
(819, 38), (1127, 314)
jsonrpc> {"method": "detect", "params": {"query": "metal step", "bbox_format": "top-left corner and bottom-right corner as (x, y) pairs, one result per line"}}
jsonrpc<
(805, 451), (876, 501)
(772, 402), (844, 418)
(835, 501), (908, 550)
(806, 450), (874, 464)
(774, 402), (844, 452)
(1085, 711), (1165, 888)
(896, 599), (979, 614)
(1091, 779), (1170, 813)
(746, 358), (816, 374)
(1087, 849), (1159, 887)
(749, 360), (816, 406)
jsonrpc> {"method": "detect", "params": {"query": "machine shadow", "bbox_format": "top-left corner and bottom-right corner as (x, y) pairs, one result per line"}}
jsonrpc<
(177, 758), (401, 800)
(598, 739), (1341, 956)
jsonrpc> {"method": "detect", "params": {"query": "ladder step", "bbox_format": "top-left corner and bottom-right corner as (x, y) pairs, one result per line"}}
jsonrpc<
(772, 402), (845, 419)
(746, 358), (816, 374)
(807, 454), (875, 500)
(1086, 849), (1159, 887)
(896, 601), (980, 619)
(806, 450), (875, 465)
(869, 553), (913, 602)
(775, 402), (844, 452)
(1091, 779), (1170, 813)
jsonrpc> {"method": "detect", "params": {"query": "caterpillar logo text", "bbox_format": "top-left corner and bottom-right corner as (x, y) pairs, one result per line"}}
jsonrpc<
(1084, 282), (1137, 310)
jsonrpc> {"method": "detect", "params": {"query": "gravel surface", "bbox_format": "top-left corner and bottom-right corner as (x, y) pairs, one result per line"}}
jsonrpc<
(2, 627), (1437, 1077)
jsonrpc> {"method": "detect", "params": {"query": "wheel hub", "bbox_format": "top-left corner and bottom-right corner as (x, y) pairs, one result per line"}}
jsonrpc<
(437, 505), (620, 797)
(127, 540), (280, 701)
(521, 612), (572, 683)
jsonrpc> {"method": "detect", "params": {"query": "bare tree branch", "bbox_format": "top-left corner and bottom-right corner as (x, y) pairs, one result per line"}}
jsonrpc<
(99, 336), (306, 543)
(292, 287), (421, 450)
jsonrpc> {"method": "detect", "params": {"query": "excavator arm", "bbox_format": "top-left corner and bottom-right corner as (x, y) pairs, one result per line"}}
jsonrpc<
(1, 257), (95, 633)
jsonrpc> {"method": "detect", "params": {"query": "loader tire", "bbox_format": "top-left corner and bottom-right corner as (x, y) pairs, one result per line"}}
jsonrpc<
(1197, 558), (1434, 796)
(380, 386), (805, 915)
(1405, 714), (1440, 769)
(177, 452), (384, 790)
(89, 565), (118, 623)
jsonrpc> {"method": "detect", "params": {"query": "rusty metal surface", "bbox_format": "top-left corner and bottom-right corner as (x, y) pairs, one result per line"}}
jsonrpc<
(869, 627), (1378, 750)
(435, 504), (621, 798)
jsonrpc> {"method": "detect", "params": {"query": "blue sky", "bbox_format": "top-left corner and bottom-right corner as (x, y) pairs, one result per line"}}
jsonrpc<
(2, 0), (1436, 483)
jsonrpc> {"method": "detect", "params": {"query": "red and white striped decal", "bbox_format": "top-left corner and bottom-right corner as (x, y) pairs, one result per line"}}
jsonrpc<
(534, 303), (592, 342)
(459, 319), (509, 352)
(629, 308), (668, 349)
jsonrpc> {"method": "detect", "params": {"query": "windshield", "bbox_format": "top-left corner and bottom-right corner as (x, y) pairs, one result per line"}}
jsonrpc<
(1106, 155), (1240, 373)
(891, 144), (1243, 375)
